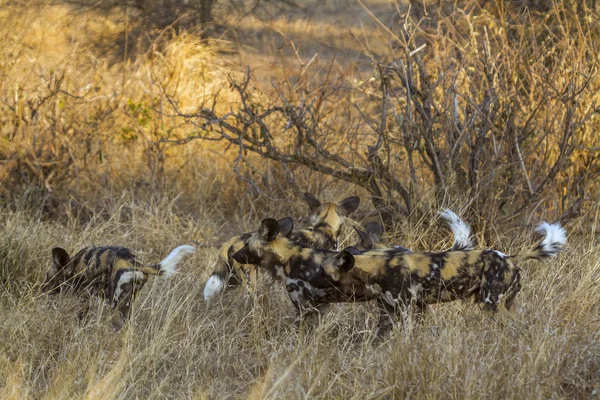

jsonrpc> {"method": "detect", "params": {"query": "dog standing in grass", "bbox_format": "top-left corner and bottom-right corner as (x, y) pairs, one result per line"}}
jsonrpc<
(322, 222), (566, 337)
(203, 193), (360, 302)
(43, 244), (195, 330)
(231, 210), (472, 326)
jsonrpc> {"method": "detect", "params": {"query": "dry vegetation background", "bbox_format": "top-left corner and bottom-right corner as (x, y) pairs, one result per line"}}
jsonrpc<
(1, 0), (600, 398)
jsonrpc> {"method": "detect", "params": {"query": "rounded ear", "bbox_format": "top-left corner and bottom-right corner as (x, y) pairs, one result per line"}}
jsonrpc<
(303, 192), (322, 212)
(353, 227), (374, 250)
(277, 217), (294, 238)
(337, 196), (360, 216)
(51, 247), (70, 269)
(259, 218), (281, 242)
(338, 250), (356, 272)
(365, 221), (384, 242)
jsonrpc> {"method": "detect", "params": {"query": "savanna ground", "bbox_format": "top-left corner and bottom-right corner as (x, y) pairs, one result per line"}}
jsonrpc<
(1, 0), (600, 398)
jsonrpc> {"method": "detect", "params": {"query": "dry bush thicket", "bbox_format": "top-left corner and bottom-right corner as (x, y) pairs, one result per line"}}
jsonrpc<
(0, 0), (600, 398)
(169, 0), (600, 231)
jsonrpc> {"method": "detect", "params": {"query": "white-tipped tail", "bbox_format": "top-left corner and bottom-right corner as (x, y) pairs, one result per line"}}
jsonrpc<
(158, 245), (196, 278)
(439, 209), (473, 251)
(510, 222), (567, 263)
(535, 222), (567, 257)
(203, 274), (225, 301)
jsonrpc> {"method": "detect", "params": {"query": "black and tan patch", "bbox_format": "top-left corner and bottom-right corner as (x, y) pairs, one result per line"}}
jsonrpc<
(322, 225), (564, 337)
(204, 193), (360, 300)
(43, 245), (187, 329)
(232, 218), (381, 323)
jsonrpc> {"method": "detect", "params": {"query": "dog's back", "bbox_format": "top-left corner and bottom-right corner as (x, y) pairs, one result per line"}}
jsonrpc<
(66, 246), (141, 297)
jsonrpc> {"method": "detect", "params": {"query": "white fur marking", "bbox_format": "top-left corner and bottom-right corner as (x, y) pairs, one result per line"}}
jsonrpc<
(158, 245), (196, 278)
(286, 277), (326, 300)
(310, 215), (319, 226)
(382, 291), (397, 306)
(395, 245), (412, 252)
(494, 250), (507, 258)
(275, 266), (286, 281)
(535, 222), (567, 256)
(203, 274), (224, 301)
(113, 271), (145, 306)
(286, 278), (303, 303)
(484, 293), (492, 304)
(408, 284), (423, 299)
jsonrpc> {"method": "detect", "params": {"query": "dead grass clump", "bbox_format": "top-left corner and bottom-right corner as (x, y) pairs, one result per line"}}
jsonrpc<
(0, 2), (250, 220)
(1, 200), (599, 398)
(0, 0), (600, 398)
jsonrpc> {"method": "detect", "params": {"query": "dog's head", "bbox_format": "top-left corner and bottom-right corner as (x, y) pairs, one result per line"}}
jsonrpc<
(111, 269), (148, 309)
(42, 247), (76, 293)
(232, 218), (293, 271)
(353, 222), (386, 251)
(309, 246), (382, 302)
(304, 193), (359, 240)
(320, 246), (362, 283)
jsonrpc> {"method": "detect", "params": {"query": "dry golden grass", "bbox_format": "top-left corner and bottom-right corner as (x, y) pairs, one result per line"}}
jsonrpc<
(1, 0), (600, 398)
(1, 197), (599, 398)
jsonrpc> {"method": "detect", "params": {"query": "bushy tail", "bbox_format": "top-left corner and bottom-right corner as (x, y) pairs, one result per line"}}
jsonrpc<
(139, 245), (196, 277)
(439, 209), (473, 251)
(203, 256), (231, 301)
(510, 222), (567, 263)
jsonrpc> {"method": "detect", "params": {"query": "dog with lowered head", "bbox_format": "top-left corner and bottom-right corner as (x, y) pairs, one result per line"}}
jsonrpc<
(322, 222), (566, 337)
(203, 193), (360, 302)
(231, 210), (474, 324)
(43, 244), (195, 329)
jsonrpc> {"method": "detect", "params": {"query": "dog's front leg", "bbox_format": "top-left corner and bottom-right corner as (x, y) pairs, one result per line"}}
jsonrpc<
(289, 295), (319, 334)
(374, 298), (396, 340)
(112, 290), (134, 331)
(76, 296), (92, 324)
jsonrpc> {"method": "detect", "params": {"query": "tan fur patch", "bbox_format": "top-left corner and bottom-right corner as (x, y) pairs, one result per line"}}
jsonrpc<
(74, 256), (86, 275)
(441, 252), (466, 280)
(353, 255), (387, 278)
(404, 253), (432, 278)
(267, 237), (296, 262)
(467, 250), (483, 265)
(221, 236), (243, 262)
(99, 250), (111, 271)
(113, 258), (132, 274)
(299, 247), (315, 260)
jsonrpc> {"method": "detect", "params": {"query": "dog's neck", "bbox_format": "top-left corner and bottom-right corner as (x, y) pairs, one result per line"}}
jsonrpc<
(265, 237), (304, 265)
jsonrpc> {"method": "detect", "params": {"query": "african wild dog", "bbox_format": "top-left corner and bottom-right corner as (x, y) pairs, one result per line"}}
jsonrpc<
(322, 222), (566, 337)
(353, 209), (473, 253)
(203, 193), (360, 302)
(43, 244), (195, 329)
(231, 211), (471, 325)
(231, 218), (357, 325)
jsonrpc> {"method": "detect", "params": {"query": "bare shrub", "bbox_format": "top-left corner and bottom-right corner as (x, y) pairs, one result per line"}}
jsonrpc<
(167, 0), (600, 232)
